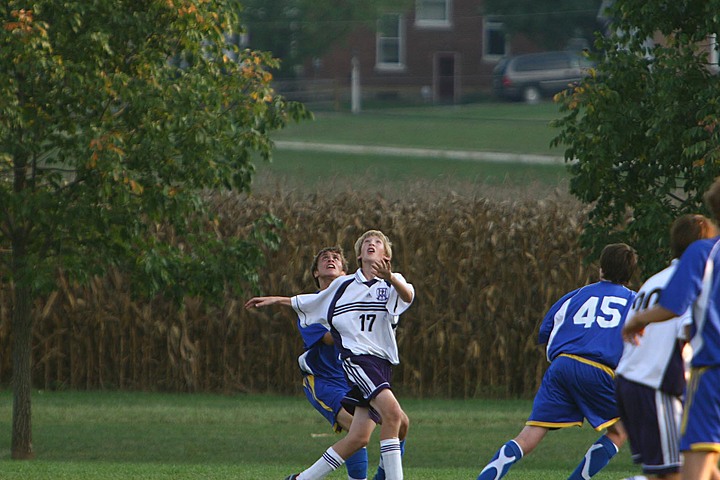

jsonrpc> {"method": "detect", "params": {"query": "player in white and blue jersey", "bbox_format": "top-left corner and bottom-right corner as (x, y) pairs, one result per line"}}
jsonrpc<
(286, 230), (414, 480)
(624, 177), (720, 480)
(477, 243), (638, 480)
(617, 214), (717, 480)
(245, 246), (371, 480)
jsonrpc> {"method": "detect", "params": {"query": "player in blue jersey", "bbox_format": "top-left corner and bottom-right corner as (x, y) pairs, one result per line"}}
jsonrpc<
(617, 214), (717, 480)
(245, 246), (372, 480)
(477, 243), (638, 480)
(285, 229), (415, 480)
(624, 177), (720, 480)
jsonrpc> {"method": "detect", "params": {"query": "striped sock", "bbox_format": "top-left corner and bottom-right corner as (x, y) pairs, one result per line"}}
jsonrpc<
(380, 438), (403, 480)
(374, 439), (405, 480)
(298, 447), (345, 480)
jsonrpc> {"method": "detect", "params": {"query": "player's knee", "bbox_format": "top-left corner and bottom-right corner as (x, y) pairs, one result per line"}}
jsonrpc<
(381, 404), (405, 429)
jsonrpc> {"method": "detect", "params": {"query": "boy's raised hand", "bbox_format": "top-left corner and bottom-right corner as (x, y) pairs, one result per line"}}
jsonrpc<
(371, 257), (393, 280)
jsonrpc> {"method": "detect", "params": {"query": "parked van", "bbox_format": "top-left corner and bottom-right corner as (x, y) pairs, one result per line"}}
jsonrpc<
(492, 51), (594, 103)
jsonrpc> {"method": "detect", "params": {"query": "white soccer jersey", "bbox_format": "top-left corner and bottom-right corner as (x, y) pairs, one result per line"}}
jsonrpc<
(616, 260), (691, 392)
(291, 269), (414, 365)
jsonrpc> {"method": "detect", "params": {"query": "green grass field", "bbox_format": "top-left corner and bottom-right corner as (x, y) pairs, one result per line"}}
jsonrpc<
(0, 390), (638, 479)
(272, 102), (564, 155)
(253, 149), (571, 199)
(254, 102), (573, 198)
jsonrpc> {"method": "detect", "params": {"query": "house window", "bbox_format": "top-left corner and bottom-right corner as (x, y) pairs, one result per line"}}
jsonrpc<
(415, 0), (451, 28)
(376, 14), (405, 70)
(483, 19), (506, 60)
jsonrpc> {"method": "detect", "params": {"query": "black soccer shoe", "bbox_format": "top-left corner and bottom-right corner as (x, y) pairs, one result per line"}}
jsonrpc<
(283, 475), (299, 480)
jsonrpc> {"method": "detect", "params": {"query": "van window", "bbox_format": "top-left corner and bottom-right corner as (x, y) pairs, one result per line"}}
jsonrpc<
(514, 53), (570, 72)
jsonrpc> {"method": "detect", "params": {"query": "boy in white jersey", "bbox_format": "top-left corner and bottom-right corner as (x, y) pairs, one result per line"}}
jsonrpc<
(245, 247), (373, 480)
(286, 230), (415, 480)
(617, 214), (717, 480)
(624, 177), (720, 480)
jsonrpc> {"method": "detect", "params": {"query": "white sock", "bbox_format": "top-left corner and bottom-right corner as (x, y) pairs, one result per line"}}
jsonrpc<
(298, 447), (345, 480)
(380, 438), (403, 480)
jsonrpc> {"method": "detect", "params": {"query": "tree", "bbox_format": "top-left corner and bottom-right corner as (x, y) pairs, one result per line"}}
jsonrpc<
(241, 0), (409, 78)
(482, 0), (604, 51)
(551, 0), (720, 275)
(0, 0), (308, 459)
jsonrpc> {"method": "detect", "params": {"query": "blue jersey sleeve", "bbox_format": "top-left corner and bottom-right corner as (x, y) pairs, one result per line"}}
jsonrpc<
(660, 240), (712, 316)
(299, 321), (330, 350)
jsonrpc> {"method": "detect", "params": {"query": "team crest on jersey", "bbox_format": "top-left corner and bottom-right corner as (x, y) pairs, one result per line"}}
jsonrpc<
(376, 287), (389, 301)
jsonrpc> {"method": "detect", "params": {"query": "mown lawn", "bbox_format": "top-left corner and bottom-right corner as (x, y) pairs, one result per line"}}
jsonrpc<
(271, 102), (565, 156)
(253, 148), (571, 199)
(0, 390), (637, 479)
(254, 101), (574, 200)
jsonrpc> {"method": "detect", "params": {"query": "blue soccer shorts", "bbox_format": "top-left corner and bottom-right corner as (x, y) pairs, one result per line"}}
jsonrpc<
(302, 374), (350, 433)
(681, 366), (720, 453)
(527, 354), (619, 430)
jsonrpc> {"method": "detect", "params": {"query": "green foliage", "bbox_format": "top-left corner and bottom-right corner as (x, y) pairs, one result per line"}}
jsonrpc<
(482, 0), (604, 50)
(0, 0), (310, 302)
(241, 0), (410, 78)
(1, 1), (310, 456)
(551, 0), (720, 275)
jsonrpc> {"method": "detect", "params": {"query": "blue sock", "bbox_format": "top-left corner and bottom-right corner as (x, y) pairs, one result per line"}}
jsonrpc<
(477, 440), (523, 480)
(373, 439), (405, 480)
(345, 447), (368, 480)
(567, 435), (618, 480)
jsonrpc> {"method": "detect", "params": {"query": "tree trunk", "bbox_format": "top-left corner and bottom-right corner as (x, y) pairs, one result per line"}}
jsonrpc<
(11, 283), (34, 459)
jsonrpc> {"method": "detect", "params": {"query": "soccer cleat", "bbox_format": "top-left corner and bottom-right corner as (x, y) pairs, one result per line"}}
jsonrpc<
(283, 475), (299, 480)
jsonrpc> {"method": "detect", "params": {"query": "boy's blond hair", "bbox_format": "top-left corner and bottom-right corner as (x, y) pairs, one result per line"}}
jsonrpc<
(354, 229), (393, 266)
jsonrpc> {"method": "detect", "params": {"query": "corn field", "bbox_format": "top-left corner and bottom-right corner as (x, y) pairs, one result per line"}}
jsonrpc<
(0, 190), (594, 398)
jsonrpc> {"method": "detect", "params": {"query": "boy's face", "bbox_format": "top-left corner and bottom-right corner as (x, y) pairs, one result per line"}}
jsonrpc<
(314, 250), (345, 281)
(360, 235), (388, 262)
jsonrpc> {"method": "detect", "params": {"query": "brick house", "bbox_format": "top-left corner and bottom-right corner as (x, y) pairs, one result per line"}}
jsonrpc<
(293, 0), (540, 105)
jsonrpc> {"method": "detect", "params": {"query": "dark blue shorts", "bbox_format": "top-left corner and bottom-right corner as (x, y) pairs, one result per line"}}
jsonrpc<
(616, 375), (682, 475)
(340, 355), (392, 419)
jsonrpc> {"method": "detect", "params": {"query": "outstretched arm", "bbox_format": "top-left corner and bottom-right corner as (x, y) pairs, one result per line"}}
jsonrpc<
(244, 296), (292, 309)
(622, 305), (676, 344)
